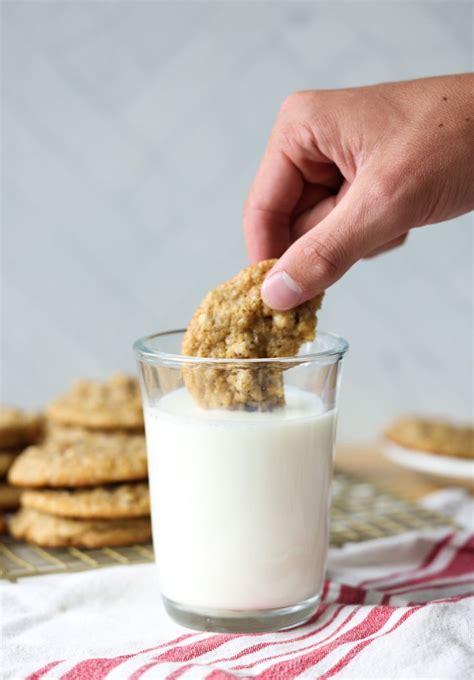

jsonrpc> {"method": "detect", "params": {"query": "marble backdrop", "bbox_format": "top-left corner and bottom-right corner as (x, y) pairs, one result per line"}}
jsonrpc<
(2, 1), (472, 441)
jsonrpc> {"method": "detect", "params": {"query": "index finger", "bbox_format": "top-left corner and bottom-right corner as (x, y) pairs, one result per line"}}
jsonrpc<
(243, 137), (303, 263)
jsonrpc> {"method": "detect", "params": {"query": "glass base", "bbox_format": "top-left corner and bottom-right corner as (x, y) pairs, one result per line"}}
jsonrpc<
(163, 593), (321, 633)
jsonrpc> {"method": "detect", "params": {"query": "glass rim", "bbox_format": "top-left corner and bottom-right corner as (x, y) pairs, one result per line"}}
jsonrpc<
(133, 328), (349, 366)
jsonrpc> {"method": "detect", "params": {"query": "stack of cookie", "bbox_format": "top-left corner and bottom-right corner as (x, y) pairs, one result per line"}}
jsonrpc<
(0, 407), (43, 532)
(7, 374), (152, 548)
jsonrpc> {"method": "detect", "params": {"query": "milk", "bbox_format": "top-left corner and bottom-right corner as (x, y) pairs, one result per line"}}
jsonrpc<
(145, 386), (336, 611)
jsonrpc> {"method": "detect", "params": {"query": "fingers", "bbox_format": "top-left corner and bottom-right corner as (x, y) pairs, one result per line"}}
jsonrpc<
(243, 93), (339, 264)
(292, 184), (334, 219)
(243, 141), (303, 264)
(261, 175), (403, 309)
(291, 180), (352, 241)
(363, 233), (408, 258)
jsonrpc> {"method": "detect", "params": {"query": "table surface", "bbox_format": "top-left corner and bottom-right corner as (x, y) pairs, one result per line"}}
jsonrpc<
(336, 445), (474, 501)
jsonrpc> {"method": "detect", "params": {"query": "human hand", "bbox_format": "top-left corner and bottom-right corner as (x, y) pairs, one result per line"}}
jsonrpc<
(244, 74), (474, 310)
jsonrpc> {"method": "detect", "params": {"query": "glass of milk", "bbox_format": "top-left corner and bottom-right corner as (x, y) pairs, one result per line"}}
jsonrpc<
(134, 329), (348, 633)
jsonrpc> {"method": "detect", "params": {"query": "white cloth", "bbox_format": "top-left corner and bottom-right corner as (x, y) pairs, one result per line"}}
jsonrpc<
(1, 489), (473, 680)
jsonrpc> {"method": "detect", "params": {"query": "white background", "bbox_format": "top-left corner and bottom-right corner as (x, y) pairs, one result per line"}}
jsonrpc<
(2, 0), (472, 441)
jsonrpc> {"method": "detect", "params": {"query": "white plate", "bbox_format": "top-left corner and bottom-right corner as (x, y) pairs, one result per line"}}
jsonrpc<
(383, 442), (474, 483)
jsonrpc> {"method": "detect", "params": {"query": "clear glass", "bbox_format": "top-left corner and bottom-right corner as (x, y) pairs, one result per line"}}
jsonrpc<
(134, 329), (348, 633)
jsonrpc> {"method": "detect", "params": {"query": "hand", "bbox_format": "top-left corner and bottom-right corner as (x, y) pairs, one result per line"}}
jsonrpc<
(243, 74), (474, 310)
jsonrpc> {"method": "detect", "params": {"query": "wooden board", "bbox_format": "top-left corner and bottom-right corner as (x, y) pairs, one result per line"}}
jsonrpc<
(335, 445), (474, 501)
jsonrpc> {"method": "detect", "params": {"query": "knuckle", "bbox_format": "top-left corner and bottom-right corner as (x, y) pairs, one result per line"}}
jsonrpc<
(368, 173), (397, 205)
(279, 94), (295, 116)
(366, 163), (408, 207)
(277, 121), (300, 154)
(276, 90), (330, 157)
(278, 90), (313, 118)
(301, 233), (347, 282)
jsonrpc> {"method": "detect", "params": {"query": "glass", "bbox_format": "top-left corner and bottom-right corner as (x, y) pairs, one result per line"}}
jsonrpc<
(134, 329), (348, 633)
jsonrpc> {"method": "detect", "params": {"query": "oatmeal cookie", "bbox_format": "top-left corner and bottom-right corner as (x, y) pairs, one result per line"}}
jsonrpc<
(8, 433), (147, 488)
(182, 259), (323, 409)
(0, 407), (43, 448)
(22, 483), (150, 519)
(43, 423), (92, 444)
(9, 509), (152, 548)
(46, 373), (144, 431)
(385, 417), (474, 459)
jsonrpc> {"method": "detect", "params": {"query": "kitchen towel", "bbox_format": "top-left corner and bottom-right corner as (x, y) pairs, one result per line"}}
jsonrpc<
(2, 488), (473, 679)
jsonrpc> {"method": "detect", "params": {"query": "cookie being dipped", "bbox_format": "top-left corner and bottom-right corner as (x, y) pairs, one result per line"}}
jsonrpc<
(182, 259), (324, 410)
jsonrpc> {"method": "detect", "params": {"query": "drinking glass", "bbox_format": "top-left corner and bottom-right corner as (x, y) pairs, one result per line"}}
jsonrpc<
(134, 329), (348, 633)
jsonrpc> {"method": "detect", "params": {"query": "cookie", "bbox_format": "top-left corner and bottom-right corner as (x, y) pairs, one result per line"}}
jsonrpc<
(385, 417), (474, 460)
(0, 450), (19, 477)
(0, 514), (7, 534)
(46, 373), (144, 431)
(0, 483), (22, 510)
(22, 483), (150, 519)
(43, 423), (91, 443)
(182, 259), (323, 410)
(9, 509), (152, 548)
(8, 433), (147, 488)
(0, 407), (43, 448)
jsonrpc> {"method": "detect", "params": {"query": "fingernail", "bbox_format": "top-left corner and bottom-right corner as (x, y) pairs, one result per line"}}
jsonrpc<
(261, 271), (303, 310)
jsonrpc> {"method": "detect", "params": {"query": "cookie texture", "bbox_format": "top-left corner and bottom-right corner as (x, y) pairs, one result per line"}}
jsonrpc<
(46, 373), (144, 431)
(8, 433), (147, 488)
(22, 483), (150, 519)
(0, 483), (22, 510)
(44, 423), (93, 444)
(0, 407), (43, 448)
(182, 259), (323, 410)
(9, 509), (152, 548)
(0, 450), (19, 477)
(385, 417), (474, 459)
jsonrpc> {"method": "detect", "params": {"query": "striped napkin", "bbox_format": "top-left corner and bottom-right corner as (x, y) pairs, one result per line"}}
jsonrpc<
(4, 490), (474, 680)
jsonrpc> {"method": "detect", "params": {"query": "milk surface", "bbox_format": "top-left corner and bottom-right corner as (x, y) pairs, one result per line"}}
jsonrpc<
(145, 386), (335, 611)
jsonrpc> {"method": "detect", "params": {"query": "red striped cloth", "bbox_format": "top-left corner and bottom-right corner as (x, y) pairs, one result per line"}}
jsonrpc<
(22, 528), (474, 680)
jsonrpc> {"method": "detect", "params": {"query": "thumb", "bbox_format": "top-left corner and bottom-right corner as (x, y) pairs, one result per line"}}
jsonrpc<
(261, 175), (399, 309)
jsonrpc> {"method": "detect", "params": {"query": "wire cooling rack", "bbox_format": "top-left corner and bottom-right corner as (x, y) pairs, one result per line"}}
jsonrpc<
(0, 470), (456, 581)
